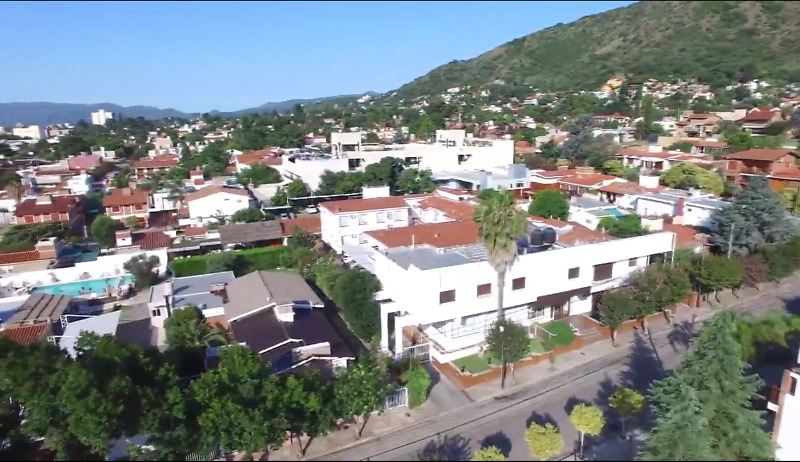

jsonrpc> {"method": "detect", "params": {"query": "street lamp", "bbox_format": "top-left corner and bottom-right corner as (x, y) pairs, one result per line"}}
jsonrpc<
(499, 324), (507, 389)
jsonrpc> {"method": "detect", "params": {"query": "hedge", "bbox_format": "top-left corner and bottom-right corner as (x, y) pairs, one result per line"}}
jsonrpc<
(170, 246), (290, 277)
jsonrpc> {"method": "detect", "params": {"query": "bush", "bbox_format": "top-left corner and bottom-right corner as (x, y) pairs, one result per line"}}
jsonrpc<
(401, 361), (431, 408)
(171, 246), (290, 277)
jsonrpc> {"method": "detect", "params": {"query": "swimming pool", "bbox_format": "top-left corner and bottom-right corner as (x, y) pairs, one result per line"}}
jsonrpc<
(607, 208), (626, 218)
(30, 275), (134, 297)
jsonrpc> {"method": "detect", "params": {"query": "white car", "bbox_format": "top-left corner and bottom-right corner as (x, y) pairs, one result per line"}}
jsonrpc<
(305, 205), (319, 214)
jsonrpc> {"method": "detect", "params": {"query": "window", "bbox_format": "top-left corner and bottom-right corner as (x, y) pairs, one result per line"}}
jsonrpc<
(377, 212), (386, 224)
(358, 214), (368, 225)
(593, 263), (613, 281)
(151, 308), (162, 317)
(516, 182), (524, 188)
(476, 283), (491, 297)
(568, 267), (580, 279)
(439, 289), (456, 304)
(111, 206), (120, 213)
(387, 211), (393, 219)
(512, 277), (526, 290)
(134, 204), (144, 211)
(50, 213), (60, 221)
(628, 258), (638, 267)
(339, 216), (349, 227)
(791, 376), (798, 396)
(359, 234), (368, 244)
(394, 211), (404, 222)
(528, 305), (545, 319)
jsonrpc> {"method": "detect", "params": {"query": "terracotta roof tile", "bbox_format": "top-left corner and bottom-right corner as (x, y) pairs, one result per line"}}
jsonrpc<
(414, 196), (475, 221)
(67, 154), (102, 171)
(724, 149), (797, 162)
(771, 167), (800, 180)
(662, 223), (707, 249)
(132, 154), (179, 169)
(740, 108), (780, 123)
(598, 181), (663, 195)
(0, 250), (41, 265)
(280, 216), (321, 236)
(103, 187), (149, 207)
(320, 196), (412, 214)
(182, 226), (207, 237)
(185, 185), (250, 203)
(366, 221), (480, 249)
(559, 174), (618, 187)
(532, 169), (577, 178)
(528, 217), (615, 246)
(132, 231), (173, 250)
(0, 323), (50, 346)
(690, 139), (729, 148)
(437, 187), (476, 197)
(15, 195), (81, 217)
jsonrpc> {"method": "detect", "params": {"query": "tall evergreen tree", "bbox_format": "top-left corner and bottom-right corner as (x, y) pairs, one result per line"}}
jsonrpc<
(638, 376), (715, 461)
(676, 310), (775, 461)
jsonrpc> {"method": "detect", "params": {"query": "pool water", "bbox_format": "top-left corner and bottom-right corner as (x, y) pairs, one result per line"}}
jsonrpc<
(608, 208), (625, 218)
(30, 275), (134, 297)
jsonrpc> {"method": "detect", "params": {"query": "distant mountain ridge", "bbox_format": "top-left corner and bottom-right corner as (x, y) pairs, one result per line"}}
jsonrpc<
(0, 92), (378, 127)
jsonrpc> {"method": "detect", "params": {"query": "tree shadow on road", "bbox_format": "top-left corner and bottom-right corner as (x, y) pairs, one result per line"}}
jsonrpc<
(480, 431), (512, 457)
(417, 434), (471, 461)
(526, 411), (560, 430)
(618, 331), (665, 392)
(593, 374), (617, 409)
(666, 320), (694, 354)
(782, 295), (800, 316)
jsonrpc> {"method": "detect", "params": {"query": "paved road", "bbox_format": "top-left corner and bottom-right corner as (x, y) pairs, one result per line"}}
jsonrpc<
(318, 284), (800, 462)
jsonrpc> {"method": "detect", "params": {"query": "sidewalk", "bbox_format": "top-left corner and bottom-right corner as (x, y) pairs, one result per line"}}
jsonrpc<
(268, 273), (800, 461)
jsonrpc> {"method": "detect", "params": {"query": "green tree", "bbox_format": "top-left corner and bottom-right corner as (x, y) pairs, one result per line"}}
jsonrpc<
(230, 207), (264, 224)
(281, 370), (337, 456)
(709, 176), (795, 257)
(124, 215), (140, 229)
(629, 264), (691, 329)
(472, 445), (507, 461)
(473, 189), (528, 388)
(164, 166), (190, 182)
(164, 305), (227, 350)
(601, 159), (627, 177)
(113, 173), (129, 188)
(676, 310), (775, 460)
(123, 254), (161, 289)
(485, 320), (530, 364)
(285, 179), (310, 202)
(289, 226), (317, 248)
(335, 354), (391, 438)
(206, 251), (238, 273)
(363, 156), (405, 191)
(598, 289), (635, 346)
(236, 163), (282, 187)
(528, 189), (568, 220)
(401, 361), (432, 408)
(191, 345), (286, 455)
(691, 255), (745, 301)
(638, 376), (715, 461)
(733, 312), (800, 362)
(327, 268), (382, 341)
(90, 215), (116, 248)
(740, 254), (768, 288)
(396, 168), (437, 194)
(598, 214), (650, 238)
(569, 403), (605, 459)
(659, 162), (724, 194)
(608, 386), (645, 435)
(524, 422), (564, 460)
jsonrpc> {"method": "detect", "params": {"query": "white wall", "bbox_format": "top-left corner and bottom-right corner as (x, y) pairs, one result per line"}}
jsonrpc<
(321, 206), (411, 252)
(635, 198), (675, 218)
(150, 192), (181, 212)
(683, 204), (716, 228)
(776, 369), (800, 461)
(187, 192), (255, 224)
(571, 209), (604, 231)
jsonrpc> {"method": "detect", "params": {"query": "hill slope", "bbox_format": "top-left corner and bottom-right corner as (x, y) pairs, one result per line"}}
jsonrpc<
(396, 1), (800, 97)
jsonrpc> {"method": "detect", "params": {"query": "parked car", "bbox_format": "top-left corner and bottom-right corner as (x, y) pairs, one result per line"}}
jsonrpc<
(305, 205), (319, 214)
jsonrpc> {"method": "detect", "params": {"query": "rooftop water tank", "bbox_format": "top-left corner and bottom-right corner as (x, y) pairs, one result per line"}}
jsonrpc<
(543, 227), (557, 245)
(530, 228), (545, 246)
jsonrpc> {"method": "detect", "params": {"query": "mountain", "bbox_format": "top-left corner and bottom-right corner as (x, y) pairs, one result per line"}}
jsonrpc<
(394, 1), (800, 97)
(0, 92), (378, 127)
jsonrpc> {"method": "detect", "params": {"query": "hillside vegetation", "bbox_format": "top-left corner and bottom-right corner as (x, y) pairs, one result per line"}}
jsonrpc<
(395, 1), (800, 96)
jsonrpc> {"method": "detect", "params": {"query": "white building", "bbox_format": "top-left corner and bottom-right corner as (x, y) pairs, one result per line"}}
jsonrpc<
(11, 125), (41, 140)
(184, 185), (256, 226)
(370, 219), (675, 362)
(90, 110), (114, 126)
(66, 172), (93, 195)
(634, 190), (725, 228)
(769, 348), (800, 461)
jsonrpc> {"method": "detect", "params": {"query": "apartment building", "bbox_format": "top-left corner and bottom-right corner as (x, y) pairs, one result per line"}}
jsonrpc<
(11, 125), (41, 140)
(91, 110), (114, 126)
(13, 195), (85, 235)
(102, 187), (150, 226)
(132, 155), (180, 177)
(369, 218), (675, 362)
(723, 148), (800, 189)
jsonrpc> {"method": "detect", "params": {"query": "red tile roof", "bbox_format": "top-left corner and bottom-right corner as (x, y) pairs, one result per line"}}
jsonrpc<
(67, 154), (102, 171)
(415, 196), (475, 221)
(771, 167), (800, 180)
(182, 226), (207, 237)
(724, 149), (797, 162)
(662, 223), (707, 250)
(320, 196), (412, 214)
(15, 195), (80, 217)
(740, 108), (781, 123)
(559, 174), (618, 188)
(132, 231), (174, 250)
(365, 221), (480, 249)
(690, 139), (729, 148)
(103, 187), (149, 207)
(528, 216), (615, 246)
(597, 181), (663, 195)
(280, 216), (321, 236)
(132, 154), (180, 169)
(0, 250), (41, 265)
(0, 323), (50, 346)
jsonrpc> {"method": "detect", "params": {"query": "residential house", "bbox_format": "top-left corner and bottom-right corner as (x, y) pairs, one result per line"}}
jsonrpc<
(591, 113), (631, 127)
(567, 196), (628, 230)
(738, 108), (784, 135)
(367, 218), (675, 361)
(634, 190), (725, 228)
(218, 221), (284, 249)
(689, 139), (730, 157)
(558, 172), (623, 197)
(432, 164), (530, 199)
(148, 271), (236, 329)
(723, 149), (800, 189)
(767, 346), (800, 461)
(0, 294), (73, 346)
(616, 145), (704, 172)
(66, 172), (93, 195)
(184, 185), (256, 226)
(527, 168), (577, 195)
(132, 155), (179, 177)
(234, 149), (283, 173)
(320, 196), (413, 253)
(57, 311), (122, 358)
(67, 153), (102, 173)
(673, 113), (722, 138)
(103, 187), (150, 226)
(14, 195), (85, 235)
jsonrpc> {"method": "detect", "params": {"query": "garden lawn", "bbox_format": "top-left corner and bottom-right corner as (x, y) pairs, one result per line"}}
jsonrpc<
(453, 355), (492, 374)
(543, 320), (576, 346)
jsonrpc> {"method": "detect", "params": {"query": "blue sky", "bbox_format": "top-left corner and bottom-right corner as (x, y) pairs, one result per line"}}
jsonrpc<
(0, 1), (634, 112)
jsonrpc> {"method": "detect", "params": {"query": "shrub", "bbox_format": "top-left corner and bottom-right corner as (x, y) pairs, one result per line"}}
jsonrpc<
(171, 246), (290, 277)
(401, 361), (431, 408)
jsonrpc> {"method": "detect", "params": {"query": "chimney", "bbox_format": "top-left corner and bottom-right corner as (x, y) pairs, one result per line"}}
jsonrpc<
(676, 197), (685, 217)
(210, 283), (229, 304)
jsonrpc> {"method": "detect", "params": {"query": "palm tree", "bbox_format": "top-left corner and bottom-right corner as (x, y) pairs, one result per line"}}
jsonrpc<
(164, 304), (227, 350)
(166, 181), (186, 209)
(733, 312), (800, 362)
(473, 189), (528, 389)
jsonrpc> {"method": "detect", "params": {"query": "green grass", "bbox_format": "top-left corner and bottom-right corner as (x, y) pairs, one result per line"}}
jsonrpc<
(453, 355), (493, 374)
(528, 338), (547, 354)
(543, 320), (576, 346)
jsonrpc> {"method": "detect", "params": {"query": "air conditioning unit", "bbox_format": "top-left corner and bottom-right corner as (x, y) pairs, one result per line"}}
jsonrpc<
(436, 248), (445, 255)
(387, 224), (394, 229)
(350, 215), (357, 219)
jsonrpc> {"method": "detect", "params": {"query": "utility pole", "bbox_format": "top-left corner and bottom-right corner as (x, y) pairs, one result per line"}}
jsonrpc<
(727, 223), (735, 259)
(499, 324), (507, 389)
